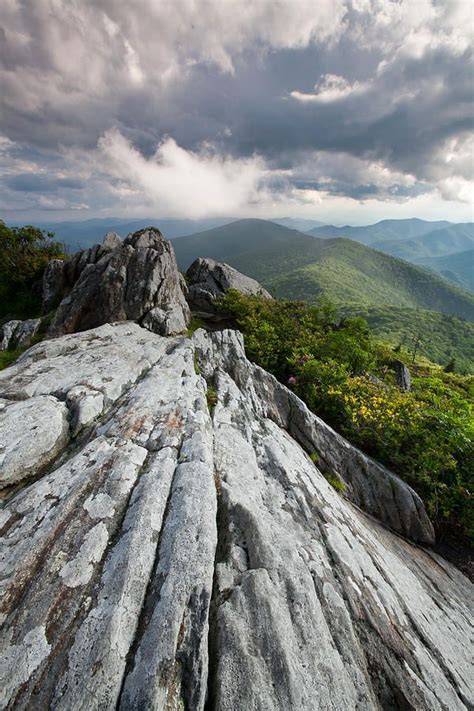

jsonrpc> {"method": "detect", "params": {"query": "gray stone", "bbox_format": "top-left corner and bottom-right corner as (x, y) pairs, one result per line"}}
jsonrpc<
(0, 322), (168, 405)
(0, 318), (42, 351)
(193, 328), (434, 545)
(393, 358), (412, 390)
(186, 257), (272, 311)
(11, 318), (42, 349)
(141, 303), (188, 336)
(42, 259), (66, 312)
(101, 231), (122, 250)
(66, 385), (104, 435)
(48, 227), (190, 336)
(0, 325), (471, 710)
(0, 320), (21, 351)
(0, 395), (69, 493)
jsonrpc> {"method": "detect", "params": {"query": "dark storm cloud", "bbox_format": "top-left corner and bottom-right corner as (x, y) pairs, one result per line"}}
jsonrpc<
(0, 0), (472, 218)
(5, 174), (83, 192)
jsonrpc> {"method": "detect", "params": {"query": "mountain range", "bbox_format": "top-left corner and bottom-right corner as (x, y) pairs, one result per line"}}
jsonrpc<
(172, 218), (473, 318)
(20, 216), (472, 288)
(8, 214), (473, 369)
(171, 218), (474, 371)
(27, 216), (234, 251)
(309, 219), (474, 270)
(415, 248), (474, 292)
(308, 218), (453, 243)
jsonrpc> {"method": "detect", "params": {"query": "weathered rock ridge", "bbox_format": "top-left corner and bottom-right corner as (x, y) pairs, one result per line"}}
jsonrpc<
(0, 323), (472, 710)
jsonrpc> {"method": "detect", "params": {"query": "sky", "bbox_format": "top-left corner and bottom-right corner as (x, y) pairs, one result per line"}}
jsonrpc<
(0, 0), (473, 225)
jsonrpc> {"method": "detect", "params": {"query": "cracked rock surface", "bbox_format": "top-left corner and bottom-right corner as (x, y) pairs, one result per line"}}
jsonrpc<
(48, 228), (190, 337)
(0, 325), (472, 710)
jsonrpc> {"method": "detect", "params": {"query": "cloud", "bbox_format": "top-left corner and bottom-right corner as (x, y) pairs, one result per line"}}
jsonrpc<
(0, 0), (472, 222)
(291, 74), (370, 103)
(96, 128), (271, 218)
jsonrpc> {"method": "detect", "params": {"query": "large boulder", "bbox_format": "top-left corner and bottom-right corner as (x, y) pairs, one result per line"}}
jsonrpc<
(47, 228), (190, 337)
(186, 257), (272, 312)
(0, 325), (471, 710)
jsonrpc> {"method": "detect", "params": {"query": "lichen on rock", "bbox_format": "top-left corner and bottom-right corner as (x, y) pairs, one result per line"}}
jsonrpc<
(0, 324), (471, 710)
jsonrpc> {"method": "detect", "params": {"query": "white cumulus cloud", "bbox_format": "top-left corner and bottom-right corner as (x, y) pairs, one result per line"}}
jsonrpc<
(97, 128), (271, 218)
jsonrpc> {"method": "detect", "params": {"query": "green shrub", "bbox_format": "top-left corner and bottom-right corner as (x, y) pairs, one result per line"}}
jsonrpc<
(0, 221), (65, 319)
(219, 290), (474, 541)
(0, 349), (23, 371)
(206, 386), (218, 414)
(323, 470), (346, 493)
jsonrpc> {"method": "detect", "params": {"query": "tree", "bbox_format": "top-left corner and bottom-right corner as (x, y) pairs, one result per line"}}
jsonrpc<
(0, 221), (65, 319)
(444, 357), (456, 373)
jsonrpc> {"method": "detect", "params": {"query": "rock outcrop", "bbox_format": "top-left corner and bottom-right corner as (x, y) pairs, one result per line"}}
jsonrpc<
(0, 323), (472, 710)
(0, 318), (42, 351)
(393, 359), (412, 391)
(42, 259), (67, 313)
(47, 228), (190, 336)
(186, 257), (272, 312)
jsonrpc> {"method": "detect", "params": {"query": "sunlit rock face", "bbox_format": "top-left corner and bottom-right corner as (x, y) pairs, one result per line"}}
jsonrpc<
(47, 228), (190, 337)
(186, 257), (272, 313)
(0, 324), (471, 711)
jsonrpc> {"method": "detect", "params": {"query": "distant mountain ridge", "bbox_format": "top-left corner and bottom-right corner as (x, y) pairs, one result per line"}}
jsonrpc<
(370, 223), (474, 262)
(172, 218), (474, 323)
(172, 218), (308, 270)
(9, 215), (323, 251)
(415, 248), (474, 292)
(309, 218), (474, 269)
(309, 218), (453, 244)
(12, 217), (236, 250)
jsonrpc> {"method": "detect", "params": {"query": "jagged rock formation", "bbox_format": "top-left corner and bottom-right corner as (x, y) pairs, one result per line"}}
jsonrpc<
(0, 323), (472, 710)
(47, 228), (190, 336)
(186, 257), (272, 313)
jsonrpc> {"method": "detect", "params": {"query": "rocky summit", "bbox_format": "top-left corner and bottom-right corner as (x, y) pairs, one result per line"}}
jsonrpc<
(0, 229), (472, 711)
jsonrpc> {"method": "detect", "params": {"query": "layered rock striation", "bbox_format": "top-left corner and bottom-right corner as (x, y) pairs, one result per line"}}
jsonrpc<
(0, 324), (472, 710)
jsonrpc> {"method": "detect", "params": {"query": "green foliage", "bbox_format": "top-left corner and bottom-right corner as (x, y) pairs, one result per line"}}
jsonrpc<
(193, 353), (202, 376)
(174, 218), (474, 372)
(415, 248), (474, 292)
(0, 220), (65, 319)
(186, 316), (206, 336)
(218, 289), (338, 377)
(444, 357), (456, 373)
(323, 471), (346, 493)
(341, 304), (474, 374)
(220, 290), (474, 541)
(309, 451), (320, 464)
(206, 386), (218, 414)
(0, 349), (23, 371)
(222, 235), (474, 322)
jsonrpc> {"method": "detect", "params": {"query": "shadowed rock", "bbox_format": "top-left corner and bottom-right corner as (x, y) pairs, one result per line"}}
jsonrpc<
(42, 259), (66, 313)
(0, 324), (471, 710)
(393, 359), (412, 391)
